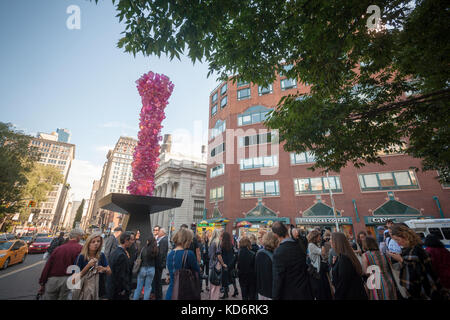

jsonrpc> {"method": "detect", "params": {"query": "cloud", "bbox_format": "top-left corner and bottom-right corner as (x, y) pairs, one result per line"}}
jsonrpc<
(100, 122), (138, 132)
(67, 160), (103, 201)
(95, 145), (114, 153)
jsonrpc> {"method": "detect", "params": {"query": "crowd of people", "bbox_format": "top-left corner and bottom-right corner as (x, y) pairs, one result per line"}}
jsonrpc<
(37, 219), (450, 300)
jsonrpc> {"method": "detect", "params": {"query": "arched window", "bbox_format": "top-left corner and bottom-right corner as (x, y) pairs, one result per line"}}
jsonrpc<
(237, 105), (273, 126)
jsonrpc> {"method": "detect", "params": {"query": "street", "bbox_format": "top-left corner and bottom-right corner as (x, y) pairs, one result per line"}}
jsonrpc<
(0, 252), (242, 300)
(0, 253), (46, 300)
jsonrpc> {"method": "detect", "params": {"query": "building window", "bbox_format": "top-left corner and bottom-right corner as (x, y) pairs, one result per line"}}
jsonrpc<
(258, 84), (273, 96)
(358, 170), (419, 191)
(210, 163), (225, 178)
(237, 88), (251, 100)
(210, 186), (224, 202)
(210, 143), (225, 157)
(211, 120), (226, 140)
(241, 180), (280, 198)
(290, 151), (316, 164)
(220, 96), (227, 108)
(193, 200), (205, 222)
(281, 78), (297, 90)
(240, 155), (278, 170)
(221, 83), (227, 95)
(211, 104), (217, 116)
(294, 176), (342, 195)
(237, 106), (272, 126)
(237, 79), (249, 87)
(238, 132), (275, 147)
(212, 92), (218, 103)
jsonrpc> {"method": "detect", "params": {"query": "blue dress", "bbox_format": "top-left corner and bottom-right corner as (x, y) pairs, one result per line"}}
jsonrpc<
(165, 249), (200, 300)
(75, 252), (108, 270)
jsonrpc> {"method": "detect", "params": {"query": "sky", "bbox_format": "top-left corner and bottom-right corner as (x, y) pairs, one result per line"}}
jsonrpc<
(0, 0), (220, 201)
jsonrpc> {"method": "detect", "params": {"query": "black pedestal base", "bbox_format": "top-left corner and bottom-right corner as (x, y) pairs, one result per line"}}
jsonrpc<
(99, 193), (183, 244)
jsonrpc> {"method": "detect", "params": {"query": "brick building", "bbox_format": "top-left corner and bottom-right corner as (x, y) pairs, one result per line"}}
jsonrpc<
(205, 69), (449, 239)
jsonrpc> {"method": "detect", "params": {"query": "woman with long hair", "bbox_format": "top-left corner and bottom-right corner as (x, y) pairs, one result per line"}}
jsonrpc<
(331, 232), (368, 300)
(307, 230), (332, 300)
(74, 232), (111, 300)
(219, 231), (236, 299)
(361, 236), (397, 300)
(389, 224), (446, 299)
(200, 230), (211, 292)
(133, 234), (158, 300)
(208, 228), (227, 300)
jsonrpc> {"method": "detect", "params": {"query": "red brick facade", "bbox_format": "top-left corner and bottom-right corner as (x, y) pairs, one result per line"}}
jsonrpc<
(206, 74), (449, 239)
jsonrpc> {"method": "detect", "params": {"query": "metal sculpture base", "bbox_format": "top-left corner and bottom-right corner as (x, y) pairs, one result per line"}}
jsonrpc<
(99, 193), (183, 244)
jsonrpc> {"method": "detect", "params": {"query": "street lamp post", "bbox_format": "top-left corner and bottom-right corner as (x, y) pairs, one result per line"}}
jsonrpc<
(326, 172), (340, 232)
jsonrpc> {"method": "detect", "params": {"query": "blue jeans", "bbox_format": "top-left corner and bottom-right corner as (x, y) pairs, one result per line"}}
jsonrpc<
(133, 266), (155, 300)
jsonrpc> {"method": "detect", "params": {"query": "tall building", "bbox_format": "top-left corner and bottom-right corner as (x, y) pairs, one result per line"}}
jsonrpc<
(29, 130), (75, 232)
(151, 134), (207, 232)
(56, 128), (71, 143)
(205, 71), (450, 239)
(90, 136), (137, 231)
(65, 200), (81, 230)
(82, 180), (100, 231)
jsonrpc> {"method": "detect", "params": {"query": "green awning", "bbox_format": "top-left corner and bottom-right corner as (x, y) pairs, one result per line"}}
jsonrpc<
(374, 200), (420, 215)
(303, 201), (341, 217)
(245, 201), (277, 217)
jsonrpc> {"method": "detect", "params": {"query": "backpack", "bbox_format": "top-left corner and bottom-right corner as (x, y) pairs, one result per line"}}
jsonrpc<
(47, 237), (62, 254)
(171, 250), (201, 300)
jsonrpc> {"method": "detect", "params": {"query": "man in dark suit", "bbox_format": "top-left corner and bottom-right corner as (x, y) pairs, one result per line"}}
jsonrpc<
(107, 232), (132, 300)
(272, 221), (313, 300)
(152, 227), (168, 300)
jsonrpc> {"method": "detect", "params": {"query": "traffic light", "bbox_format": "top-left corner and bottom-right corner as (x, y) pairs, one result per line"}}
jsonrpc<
(28, 200), (36, 208)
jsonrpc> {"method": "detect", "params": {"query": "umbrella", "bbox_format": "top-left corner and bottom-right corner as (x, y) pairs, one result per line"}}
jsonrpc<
(236, 221), (252, 228)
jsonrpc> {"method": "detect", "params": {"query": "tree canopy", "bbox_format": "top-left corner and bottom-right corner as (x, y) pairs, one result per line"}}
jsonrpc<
(19, 164), (64, 223)
(0, 122), (39, 218)
(95, 0), (449, 182)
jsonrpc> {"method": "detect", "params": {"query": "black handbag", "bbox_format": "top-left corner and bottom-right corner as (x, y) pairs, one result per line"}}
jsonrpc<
(209, 251), (222, 286)
(172, 250), (201, 300)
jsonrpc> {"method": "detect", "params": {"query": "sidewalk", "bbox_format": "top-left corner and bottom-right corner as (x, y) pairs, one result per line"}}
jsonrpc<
(161, 268), (243, 300)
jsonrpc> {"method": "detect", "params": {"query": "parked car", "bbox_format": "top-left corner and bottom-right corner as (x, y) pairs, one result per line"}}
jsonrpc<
(34, 233), (50, 238)
(19, 236), (34, 247)
(0, 234), (16, 241)
(0, 240), (28, 269)
(28, 237), (53, 254)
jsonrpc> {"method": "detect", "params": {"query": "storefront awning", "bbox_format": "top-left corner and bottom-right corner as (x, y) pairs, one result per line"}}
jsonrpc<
(303, 201), (341, 217)
(373, 199), (420, 216)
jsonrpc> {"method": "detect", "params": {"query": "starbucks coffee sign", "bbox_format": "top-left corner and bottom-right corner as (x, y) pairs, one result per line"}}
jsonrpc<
(295, 217), (353, 225)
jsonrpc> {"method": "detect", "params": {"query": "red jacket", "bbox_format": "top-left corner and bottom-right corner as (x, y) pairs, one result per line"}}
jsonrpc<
(39, 240), (82, 285)
(426, 247), (450, 289)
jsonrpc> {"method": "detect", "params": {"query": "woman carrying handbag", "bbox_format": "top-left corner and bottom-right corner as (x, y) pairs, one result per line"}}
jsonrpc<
(72, 232), (111, 300)
(208, 229), (226, 300)
(132, 235), (158, 300)
(166, 228), (201, 300)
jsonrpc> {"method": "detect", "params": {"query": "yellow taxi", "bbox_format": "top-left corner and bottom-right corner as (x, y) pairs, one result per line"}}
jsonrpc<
(0, 239), (28, 270)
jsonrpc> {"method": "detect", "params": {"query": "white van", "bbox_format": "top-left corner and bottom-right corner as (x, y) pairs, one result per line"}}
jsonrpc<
(404, 219), (450, 250)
